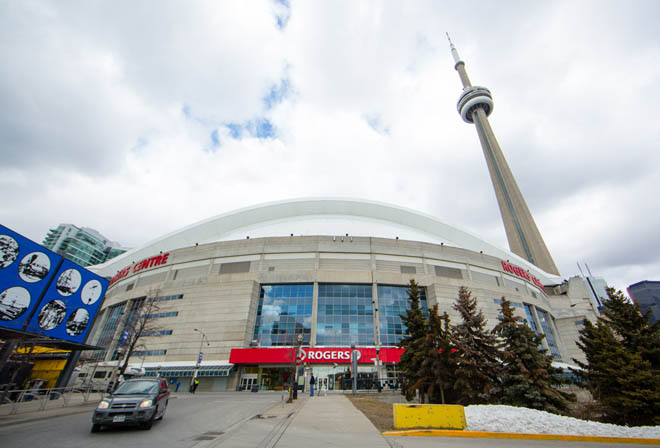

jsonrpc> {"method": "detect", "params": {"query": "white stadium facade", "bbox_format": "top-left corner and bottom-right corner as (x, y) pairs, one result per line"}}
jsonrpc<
(85, 198), (599, 392)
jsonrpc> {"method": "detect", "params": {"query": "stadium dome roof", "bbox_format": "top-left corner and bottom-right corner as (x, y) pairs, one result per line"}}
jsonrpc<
(91, 198), (560, 283)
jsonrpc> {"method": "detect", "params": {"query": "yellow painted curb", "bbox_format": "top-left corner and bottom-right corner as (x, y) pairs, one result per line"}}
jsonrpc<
(382, 429), (660, 445)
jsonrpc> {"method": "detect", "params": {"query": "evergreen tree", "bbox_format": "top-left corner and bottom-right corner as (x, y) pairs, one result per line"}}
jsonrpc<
(574, 289), (660, 426)
(398, 279), (429, 401)
(451, 287), (502, 404)
(413, 305), (458, 404)
(493, 298), (573, 414)
(599, 288), (660, 370)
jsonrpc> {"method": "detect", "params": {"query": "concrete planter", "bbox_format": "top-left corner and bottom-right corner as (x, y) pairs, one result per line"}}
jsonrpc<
(392, 403), (466, 429)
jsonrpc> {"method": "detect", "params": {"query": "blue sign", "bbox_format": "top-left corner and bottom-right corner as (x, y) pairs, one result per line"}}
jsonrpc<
(0, 225), (62, 331)
(0, 224), (109, 344)
(198, 352), (204, 364)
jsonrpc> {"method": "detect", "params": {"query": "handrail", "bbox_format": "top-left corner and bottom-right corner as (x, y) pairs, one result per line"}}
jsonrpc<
(0, 384), (106, 416)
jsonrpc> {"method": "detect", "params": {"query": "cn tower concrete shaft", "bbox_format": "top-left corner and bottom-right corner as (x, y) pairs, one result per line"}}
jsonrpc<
(449, 36), (560, 275)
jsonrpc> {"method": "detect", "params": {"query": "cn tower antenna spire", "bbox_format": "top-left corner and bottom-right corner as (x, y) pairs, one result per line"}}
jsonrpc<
(447, 35), (560, 276)
(446, 32), (462, 67)
(446, 33), (471, 88)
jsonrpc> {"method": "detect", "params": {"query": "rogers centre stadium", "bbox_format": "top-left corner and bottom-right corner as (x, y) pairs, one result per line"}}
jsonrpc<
(85, 198), (600, 392)
(82, 41), (601, 393)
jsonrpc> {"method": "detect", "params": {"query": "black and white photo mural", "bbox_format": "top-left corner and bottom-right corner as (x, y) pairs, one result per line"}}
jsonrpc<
(0, 235), (19, 269)
(0, 224), (109, 344)
(0, 286), (31, 321)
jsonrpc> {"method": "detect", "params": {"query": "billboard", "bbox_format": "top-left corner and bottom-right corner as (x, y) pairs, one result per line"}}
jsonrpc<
(0, 224), (109, 345)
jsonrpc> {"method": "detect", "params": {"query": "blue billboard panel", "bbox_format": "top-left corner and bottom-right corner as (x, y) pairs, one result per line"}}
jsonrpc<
(1, 224), (109, 345)
(25, 258), (109, 344)
(0, 225), (62, 331)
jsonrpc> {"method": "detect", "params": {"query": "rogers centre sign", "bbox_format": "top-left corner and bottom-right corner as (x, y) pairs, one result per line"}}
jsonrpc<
(301, 348), (361, 362)
(501, 260), (546, 292)
(109, 252), (170, 287)
(229, 347), (404, 364)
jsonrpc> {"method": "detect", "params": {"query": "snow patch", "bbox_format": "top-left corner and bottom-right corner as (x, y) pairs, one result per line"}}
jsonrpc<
(465, 405), (659, 439)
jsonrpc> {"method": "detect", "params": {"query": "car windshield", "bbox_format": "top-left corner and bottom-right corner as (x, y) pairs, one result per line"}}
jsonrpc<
(114, 380), (158, 395)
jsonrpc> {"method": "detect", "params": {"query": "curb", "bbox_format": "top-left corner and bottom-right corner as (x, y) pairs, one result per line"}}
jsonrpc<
(382, 430), (660, 445)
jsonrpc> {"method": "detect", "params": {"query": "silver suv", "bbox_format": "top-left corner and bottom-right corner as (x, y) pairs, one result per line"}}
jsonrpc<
(91, 378), (170, 432)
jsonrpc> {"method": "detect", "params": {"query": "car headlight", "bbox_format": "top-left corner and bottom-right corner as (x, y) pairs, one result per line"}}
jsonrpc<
(97, 401), (110, 409)
(139, 399), (153, 408)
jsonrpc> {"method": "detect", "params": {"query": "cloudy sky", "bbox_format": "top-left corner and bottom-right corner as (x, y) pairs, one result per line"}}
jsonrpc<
(2, 1), (659, 292)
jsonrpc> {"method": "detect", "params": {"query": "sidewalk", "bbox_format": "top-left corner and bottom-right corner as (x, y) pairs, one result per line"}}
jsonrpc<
(276, 393), (390, 447)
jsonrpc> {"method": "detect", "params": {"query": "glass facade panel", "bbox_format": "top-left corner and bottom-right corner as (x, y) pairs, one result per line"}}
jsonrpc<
(112, 297), (145, 360)
(378, 285), (427, 346)
(93, 304), (124, 361)
(317, 284), (374, 346)
(254, 284), (313, 346)
(523, 303), (540, 334)
(536, 308), (562, 361)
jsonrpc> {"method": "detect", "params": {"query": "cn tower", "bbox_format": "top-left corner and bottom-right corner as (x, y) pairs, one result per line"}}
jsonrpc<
(447, 34), (560, 275)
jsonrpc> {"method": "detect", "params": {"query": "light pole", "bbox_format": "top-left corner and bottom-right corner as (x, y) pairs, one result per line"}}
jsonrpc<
(287, 333), (303, 403)
(351, 344), (357, 395)
(332, 363), (337, 391)
(376, 347), (381, 392)
(192, 328), (209, 392)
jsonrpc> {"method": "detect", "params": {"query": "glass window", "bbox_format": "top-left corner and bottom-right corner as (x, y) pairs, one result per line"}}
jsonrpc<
(133, 349), (167, 357)
(317, 284), (374, 346)
(536, 308), (562, 361)
(111, 297), (145, 359)
(377, 285), (428, 346)
(523, 303), (540, 334)
(92, 304), (125, 361)
(154, 294), (184, 302)
(253, 284), (313, 346)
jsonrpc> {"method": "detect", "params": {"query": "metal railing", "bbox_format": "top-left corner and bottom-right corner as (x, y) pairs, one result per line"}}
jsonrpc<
(0, 383), (106, 416)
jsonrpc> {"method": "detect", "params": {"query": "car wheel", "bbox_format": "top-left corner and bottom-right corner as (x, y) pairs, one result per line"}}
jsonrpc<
(156, 401), (168, 420)
(141, 414), (155, 430)
(91, 424), (102, 433)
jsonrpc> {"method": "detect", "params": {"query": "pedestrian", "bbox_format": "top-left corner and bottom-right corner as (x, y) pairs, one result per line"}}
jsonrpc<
(192, 378), (199, 393)
(309, 374), (316, 397)
(175, 381), (181, 392)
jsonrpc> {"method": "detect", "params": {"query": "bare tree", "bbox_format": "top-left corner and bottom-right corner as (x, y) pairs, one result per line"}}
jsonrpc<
(109, 289), (163, 387)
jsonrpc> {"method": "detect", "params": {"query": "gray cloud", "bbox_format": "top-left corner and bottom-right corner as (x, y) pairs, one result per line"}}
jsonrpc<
(1, 0), (659, 293)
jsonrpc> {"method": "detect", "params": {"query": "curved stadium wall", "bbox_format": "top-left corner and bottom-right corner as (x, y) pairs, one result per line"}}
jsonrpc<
(85, 230), (587, 391)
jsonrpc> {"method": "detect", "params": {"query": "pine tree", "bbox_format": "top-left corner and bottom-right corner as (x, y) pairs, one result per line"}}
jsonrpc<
(599, 288), (660, 370)
(574, 289), (660, 426)
(493, 298), (573, 413)
(451, 287), (502, 404)
(398, 279), (429, 401)
(413, 305), (458, 404)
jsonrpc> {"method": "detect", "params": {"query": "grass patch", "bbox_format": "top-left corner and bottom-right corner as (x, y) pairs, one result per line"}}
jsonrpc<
(346, 394), (395, 432)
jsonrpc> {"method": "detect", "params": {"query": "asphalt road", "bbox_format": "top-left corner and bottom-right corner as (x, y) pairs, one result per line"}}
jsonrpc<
(0, 392), (286, 448)
(0, 392), (654, 448)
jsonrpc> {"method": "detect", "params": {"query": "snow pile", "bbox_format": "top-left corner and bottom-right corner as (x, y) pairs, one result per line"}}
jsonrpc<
(465, 405), (660, 439)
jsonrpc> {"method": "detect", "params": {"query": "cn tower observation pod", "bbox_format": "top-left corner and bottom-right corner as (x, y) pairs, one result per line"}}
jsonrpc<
(91, 197), (560, 284)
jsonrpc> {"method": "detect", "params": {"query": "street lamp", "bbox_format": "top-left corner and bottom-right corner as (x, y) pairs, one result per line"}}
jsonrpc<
(287, 333), (303, 403)
(192, 328), (209, 391)
(376, 347), (381, 392)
